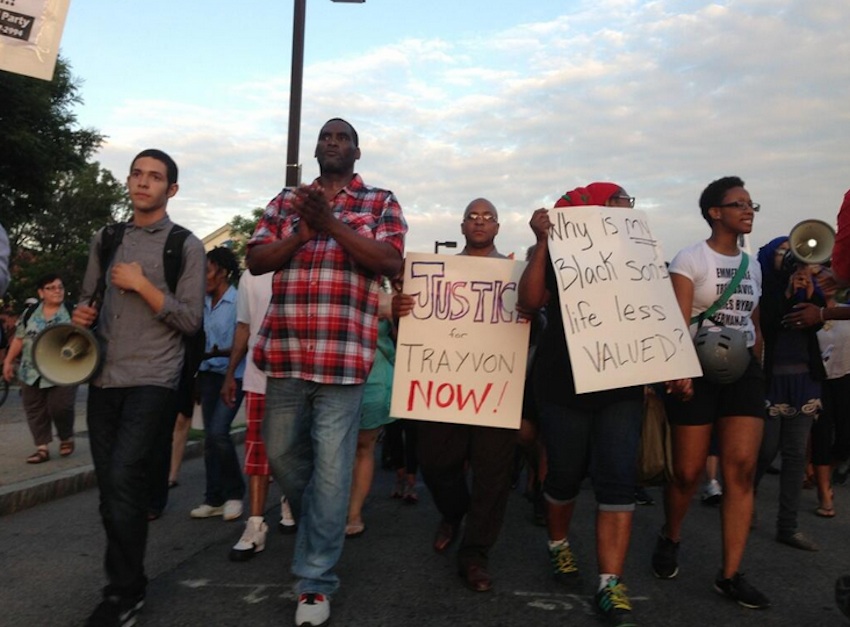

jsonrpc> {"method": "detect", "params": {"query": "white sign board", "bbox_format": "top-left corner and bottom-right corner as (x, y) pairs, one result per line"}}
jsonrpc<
(391, 253), (530, 429)
(547, 205), (702, 393)
(0, 0), (71, 81)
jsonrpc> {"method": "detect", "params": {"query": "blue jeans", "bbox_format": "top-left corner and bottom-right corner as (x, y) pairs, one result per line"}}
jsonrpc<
(199, 372), (245, 506)
(87, 385), (176, 599)
(263, 378), (363, 596)
(539, 399), (643, 510)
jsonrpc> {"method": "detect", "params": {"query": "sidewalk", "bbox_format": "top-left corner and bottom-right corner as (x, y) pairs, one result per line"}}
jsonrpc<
(0, 385), (244, 517)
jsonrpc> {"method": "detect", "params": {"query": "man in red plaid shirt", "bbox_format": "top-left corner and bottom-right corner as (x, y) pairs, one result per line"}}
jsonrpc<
(247, 118), (406, 627)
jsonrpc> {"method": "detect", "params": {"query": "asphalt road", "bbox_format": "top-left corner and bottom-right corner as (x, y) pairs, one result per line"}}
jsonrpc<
(1, 437), (849, 626)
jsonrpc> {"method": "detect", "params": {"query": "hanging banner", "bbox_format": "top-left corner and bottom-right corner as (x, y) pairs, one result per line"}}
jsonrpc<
(391, 253), (530, 430)
(0, 0), (71, 81)
(547, 205), (702, 393)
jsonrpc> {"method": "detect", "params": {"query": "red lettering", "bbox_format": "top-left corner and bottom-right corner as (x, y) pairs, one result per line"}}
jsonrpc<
(407, 380), (433, 411)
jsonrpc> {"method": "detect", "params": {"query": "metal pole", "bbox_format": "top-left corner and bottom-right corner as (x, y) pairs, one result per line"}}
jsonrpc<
(285, 0), (306, 187)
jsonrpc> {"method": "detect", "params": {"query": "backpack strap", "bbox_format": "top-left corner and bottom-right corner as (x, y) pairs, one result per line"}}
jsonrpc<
(163, 223), (191, 294)
(94, 222), (128, 305)
(97, 222), (191, 297)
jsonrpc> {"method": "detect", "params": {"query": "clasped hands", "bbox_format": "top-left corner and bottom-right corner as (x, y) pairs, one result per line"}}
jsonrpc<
(292, 183), (335, 242)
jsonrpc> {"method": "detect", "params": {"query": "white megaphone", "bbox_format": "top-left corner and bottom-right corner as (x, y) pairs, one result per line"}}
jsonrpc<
(31, 323), (101, 385)
(788, 219), (835, 265)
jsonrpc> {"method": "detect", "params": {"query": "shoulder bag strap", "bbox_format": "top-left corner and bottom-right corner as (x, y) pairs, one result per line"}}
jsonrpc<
(690, 253), (749, 326)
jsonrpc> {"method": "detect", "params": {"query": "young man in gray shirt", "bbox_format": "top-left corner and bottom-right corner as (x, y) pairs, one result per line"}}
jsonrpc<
(73, 149), (205, 627)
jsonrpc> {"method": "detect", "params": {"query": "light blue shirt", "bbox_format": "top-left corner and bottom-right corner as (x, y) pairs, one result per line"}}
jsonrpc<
(200, 284), (245, 377)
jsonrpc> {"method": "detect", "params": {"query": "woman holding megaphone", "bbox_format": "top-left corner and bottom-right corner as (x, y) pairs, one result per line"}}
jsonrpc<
(2, 273), (77, 463)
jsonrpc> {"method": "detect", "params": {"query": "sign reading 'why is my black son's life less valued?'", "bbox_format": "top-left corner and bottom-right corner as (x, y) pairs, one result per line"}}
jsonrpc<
(390, 254), (530, 430)
(548, 205), (702, 393)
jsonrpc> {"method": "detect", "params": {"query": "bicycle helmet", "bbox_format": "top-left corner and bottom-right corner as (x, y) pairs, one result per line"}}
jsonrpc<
(693, 325), (750, 385)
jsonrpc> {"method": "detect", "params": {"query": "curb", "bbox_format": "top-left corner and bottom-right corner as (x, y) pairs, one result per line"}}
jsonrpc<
(0, 429), (246, 517)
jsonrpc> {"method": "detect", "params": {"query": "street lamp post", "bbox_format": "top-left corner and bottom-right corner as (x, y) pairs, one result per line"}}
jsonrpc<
(285, 0), (365, 187)
(434, 240), (458, 254)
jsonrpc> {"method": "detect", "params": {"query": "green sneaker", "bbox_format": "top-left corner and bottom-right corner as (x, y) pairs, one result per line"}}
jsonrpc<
(595, 577), (637, 626)
(549, 541), (579, 581)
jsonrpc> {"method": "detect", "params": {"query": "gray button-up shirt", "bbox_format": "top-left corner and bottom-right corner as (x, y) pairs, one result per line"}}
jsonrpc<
(79, 216), (205, 389)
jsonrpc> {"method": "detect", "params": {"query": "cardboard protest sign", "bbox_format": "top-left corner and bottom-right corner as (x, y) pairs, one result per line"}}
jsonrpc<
(0, 0), (70, 81)
(547, 205), (702, 393)
(391, 253), (530, 429)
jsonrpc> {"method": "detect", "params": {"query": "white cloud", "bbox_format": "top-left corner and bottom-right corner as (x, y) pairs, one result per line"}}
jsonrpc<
(85, 0), (850, 262)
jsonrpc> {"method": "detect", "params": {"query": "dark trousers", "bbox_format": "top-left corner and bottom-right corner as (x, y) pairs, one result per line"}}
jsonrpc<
(198, 372), (245, 506)
(417, 421), (516, 569)
(88, 385), (176, 599)
(147, 404), (180, 515)
(384, 419), (419, 474)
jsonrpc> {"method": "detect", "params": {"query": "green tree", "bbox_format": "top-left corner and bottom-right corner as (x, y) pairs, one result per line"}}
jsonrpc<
(228, 207), (264, 263)
(10, 162), (130, 304)
(1, 57), (129, 308)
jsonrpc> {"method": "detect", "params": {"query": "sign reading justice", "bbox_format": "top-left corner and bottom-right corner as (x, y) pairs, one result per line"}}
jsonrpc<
(548, 205), (702, 393)
(390, 253), (530, 429)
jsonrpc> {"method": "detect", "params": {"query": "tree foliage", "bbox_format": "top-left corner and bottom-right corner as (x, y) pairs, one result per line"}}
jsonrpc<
(0, 57), (130, 308)
(228, 208), (264, 263)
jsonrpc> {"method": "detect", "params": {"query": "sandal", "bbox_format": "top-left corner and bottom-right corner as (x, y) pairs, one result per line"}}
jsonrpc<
(345, 521), (366, 538)
(59, 440), (75, 457)
(26, 449), (50, 464)
(816, 506), (836, 518)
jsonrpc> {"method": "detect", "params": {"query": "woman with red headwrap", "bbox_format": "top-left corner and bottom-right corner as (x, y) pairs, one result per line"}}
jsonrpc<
(519, 182), (642, 626)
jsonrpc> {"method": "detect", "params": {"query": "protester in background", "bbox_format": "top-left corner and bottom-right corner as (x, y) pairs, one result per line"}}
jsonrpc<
(164, 328), (204, 491)
(519, 183), (646, 625)
(345, 282), (397, 538)
(753, 236), (825, 550)
(72, 149), (205, 626)
(246, 118), (406, 627)
(147, 324), (204, 520)
(652, 176), (769, 610)
(784, 266), (850, 504)
(221, 269), (298, 561)
(190, 246), (246, 522)
(3, 273), (76, 463)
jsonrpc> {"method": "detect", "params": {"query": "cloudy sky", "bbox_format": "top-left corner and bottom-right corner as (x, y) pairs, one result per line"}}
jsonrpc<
(56, 0), (849, 259)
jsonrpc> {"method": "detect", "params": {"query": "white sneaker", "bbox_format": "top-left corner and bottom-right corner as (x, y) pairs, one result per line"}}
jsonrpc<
(279, 496), (297, 534)
(701, 479), (722, 506)
(190, 503), (224, 518)
(295, 593), (330, 627)
(223, 499), (243, 521)
(229, 516), (268, 561)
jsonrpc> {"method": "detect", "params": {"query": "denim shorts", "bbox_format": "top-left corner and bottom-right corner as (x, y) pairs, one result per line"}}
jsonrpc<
(538, 398), (643, 510)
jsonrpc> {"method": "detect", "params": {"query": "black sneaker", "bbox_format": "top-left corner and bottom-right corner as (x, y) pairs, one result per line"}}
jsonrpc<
(651, 532), (679, 579)
(714, 571), (770, 609)
(549, 541), (580, 581)
(595, 576), (638, 626)
(86, 594), (145, 627)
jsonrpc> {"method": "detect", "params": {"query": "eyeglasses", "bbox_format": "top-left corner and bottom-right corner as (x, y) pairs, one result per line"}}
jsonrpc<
(464, 213), (497, 223)
(718, 200), (760, 212)
(610, 195), (636, 208)
(42, 285), (65, 292)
